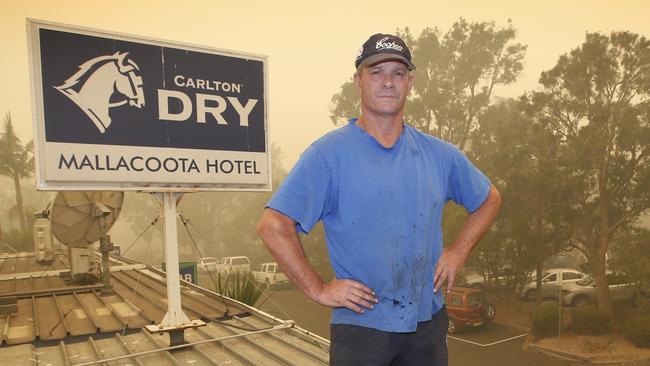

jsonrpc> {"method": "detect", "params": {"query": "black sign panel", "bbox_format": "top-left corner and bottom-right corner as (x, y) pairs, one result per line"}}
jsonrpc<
(40, 28), (265, 152)
(29, 20), (269, 191)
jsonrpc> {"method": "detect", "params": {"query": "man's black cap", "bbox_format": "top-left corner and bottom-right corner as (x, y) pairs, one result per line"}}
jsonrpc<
(354, 33), (416, 70)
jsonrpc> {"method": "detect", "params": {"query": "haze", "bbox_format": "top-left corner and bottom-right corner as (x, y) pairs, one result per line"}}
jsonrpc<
(2, 0), (649, 169)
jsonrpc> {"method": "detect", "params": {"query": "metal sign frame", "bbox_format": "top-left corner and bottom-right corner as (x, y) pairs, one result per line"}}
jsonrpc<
(27, 19), (271, 192)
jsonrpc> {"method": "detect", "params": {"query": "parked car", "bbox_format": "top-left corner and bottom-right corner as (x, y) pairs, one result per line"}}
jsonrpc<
(520, 268), (585, 300)
(444, 287), (495, 333)
(215, 256), (251, 274)
(252, 262), (289, 286)
(461, 271), (515, 289)
(562, 272), (648, 307)
(198, 257), (219, 271)
(461, 272), (488, 289)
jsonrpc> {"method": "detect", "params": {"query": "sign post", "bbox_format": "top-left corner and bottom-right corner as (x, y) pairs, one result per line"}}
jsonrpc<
(28, 19), (270, 346)
(148, 192), (203, 344)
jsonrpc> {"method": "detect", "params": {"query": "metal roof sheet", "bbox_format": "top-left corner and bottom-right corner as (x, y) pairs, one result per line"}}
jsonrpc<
(0, 252), (329, 365)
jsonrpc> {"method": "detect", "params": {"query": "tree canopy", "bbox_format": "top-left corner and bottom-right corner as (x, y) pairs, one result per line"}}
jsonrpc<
(533, 31), (650, 316)
(330, 19), (526, 151)
(0, 112), (34, 231)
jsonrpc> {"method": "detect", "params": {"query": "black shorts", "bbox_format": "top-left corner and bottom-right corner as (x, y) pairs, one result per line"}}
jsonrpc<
(330, 306), (448, 366)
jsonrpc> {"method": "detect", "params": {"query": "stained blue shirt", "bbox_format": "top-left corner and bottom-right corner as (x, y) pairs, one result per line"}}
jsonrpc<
(267, 119), (491, 332)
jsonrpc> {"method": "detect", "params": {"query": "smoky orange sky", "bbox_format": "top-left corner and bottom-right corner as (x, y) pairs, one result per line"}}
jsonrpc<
(2, 0), (649, 170)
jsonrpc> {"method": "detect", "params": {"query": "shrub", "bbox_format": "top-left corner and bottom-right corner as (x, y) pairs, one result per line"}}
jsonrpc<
(215, 271), (268, 306)
(623, 314), (650, 348)
(531, 302), (559, 337)
(570, 305), (610, 335)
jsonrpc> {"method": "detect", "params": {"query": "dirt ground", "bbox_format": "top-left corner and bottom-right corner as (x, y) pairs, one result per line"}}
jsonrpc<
(535, 335), (650, 363)
(485, 289), (650, 363)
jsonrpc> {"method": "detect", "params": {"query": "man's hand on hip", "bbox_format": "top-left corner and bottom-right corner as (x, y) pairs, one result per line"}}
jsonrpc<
(315, 279), (378, 314)
(433, 247), (465, 293)
(433, 185), (502, 294)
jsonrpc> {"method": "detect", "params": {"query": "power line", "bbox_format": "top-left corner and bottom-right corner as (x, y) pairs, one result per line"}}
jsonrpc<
(178, 213), (232, 318)
(122, 214), (160, 256)
(177, 213), (293, 326)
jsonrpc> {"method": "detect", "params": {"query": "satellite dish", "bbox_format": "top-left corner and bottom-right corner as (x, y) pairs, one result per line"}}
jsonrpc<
(49, 191), (124, 291)
(50, 191), (124, 247)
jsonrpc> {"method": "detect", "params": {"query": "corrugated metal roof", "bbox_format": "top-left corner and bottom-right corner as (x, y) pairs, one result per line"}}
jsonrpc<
(0, 252), (329, 365)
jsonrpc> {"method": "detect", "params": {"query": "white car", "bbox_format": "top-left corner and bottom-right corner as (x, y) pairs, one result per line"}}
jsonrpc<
(520, 268), (585, 300)
(252, 262), (289, 286)
(215, 256), (251, 274)
(199, 257), (219, 271)
(463, 272), (487, 289)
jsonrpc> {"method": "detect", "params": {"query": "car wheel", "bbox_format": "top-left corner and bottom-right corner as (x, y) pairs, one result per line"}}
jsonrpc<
(448, 317), (457, 334)
(525, 289), (536, 301)
(481, 303), (496, 320)
(573, 295), (591, 306)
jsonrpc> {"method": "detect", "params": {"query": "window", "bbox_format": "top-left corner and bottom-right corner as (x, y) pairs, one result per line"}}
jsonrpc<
(467, 293), (487, 307)
(563, 272), (582, 280)
(544, 273), (557, 282)
(450, 295), (462, 307)
(232, 258), (249, 265)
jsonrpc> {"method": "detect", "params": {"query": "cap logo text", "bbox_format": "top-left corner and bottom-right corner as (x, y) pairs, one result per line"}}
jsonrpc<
(375, 37), (403, 52)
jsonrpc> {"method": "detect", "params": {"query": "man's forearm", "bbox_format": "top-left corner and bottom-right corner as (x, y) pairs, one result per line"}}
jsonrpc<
(256, 209), (325, 301)
(257, 208), (378, 313)
(434, 185), (501, 291)
(451, 185), (502, 260)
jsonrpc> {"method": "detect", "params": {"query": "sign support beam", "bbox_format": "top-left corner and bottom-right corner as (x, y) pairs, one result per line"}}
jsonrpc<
(145, 192), (204, 345)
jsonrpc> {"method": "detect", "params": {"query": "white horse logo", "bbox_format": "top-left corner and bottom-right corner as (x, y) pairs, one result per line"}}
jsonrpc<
(55, 52), (145, 133)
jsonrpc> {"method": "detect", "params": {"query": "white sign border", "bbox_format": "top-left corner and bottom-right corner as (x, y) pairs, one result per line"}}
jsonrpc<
(27, 18), (271, 192)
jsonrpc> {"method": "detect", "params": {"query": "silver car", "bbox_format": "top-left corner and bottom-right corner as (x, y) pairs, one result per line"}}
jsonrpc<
(562, 273), (647, 307)
(520, 268), (585, 300)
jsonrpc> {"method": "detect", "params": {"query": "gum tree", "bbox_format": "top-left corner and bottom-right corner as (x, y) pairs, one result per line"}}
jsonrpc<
(330, 19), (526, 152)
(534, 31), (650, 317)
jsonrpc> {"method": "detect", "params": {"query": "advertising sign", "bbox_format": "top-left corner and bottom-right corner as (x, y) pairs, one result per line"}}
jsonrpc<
(162, 261), (198, 285)
(28, 19), (270, 191)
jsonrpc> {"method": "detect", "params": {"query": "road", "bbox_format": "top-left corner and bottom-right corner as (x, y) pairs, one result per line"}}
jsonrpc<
(256, 288), (600, 366)
(196, 276), (650, 366)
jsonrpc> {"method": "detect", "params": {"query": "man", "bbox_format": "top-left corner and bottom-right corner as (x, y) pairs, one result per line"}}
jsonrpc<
(257, 33), (501, 365)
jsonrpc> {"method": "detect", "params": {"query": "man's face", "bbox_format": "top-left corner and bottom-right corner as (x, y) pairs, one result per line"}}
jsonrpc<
(354, 61), (413, 118)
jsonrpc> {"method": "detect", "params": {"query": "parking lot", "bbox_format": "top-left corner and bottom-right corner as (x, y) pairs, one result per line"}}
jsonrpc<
(448, 321), (527, 347)
(257, 288), (598, 365)
(197, 276), (629, 365)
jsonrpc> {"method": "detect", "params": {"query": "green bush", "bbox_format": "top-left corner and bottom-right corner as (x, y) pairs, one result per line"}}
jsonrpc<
(531, 302), (559, 337)
(623, 314), (650, 348)
(215, 271), (268, 306)
(570, 305), (610, 335)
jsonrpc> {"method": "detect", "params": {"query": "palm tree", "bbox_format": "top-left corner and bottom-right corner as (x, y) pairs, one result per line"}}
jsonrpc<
(0, 112), (34, 231)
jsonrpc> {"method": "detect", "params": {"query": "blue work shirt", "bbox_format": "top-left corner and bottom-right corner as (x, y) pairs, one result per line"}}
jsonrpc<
(267, 119), (491, 332)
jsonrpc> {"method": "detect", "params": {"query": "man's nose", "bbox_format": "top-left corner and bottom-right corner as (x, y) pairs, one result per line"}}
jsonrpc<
(381, 74), (394, 88)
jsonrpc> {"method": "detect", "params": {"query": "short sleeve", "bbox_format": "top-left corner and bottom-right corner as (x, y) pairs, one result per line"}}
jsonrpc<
(266, 145), (333, 234)
(445, 147), (491, 213)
